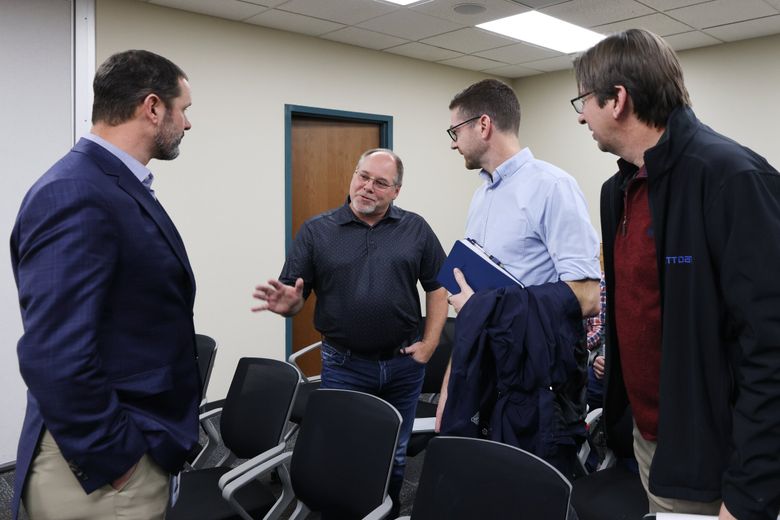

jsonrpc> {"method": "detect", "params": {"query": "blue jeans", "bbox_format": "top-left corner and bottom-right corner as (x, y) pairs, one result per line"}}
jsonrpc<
(320, 342), (425, 506)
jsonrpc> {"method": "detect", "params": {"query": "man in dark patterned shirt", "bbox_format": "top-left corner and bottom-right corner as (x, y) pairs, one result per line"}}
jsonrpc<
(252, 148), (448, 514)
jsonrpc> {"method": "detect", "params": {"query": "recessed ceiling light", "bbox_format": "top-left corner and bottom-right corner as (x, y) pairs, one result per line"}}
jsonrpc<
(454, 3), (487, 15)
(478, 11), (605, 54)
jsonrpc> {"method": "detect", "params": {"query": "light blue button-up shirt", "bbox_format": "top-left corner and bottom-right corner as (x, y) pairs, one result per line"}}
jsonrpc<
(83, 133), (155, 197)
(465, 148), (600, 286)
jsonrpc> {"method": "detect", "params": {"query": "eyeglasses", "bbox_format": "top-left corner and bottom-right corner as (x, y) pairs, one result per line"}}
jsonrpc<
(446, 115), (481, 141)
(570, 91), (595, 114)
(354, 170), (397, 191)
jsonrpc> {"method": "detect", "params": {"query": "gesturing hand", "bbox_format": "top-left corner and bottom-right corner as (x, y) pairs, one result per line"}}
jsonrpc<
(252, 278), (304, 317)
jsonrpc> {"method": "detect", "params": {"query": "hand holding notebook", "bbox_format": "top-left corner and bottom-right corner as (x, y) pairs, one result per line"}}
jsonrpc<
(436, 238), (524, 294)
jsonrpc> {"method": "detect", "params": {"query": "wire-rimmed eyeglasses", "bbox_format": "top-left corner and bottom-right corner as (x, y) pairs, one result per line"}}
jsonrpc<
(446, 115), (481, 141)
(570, 91), (595, 114)
(354, 170), (397, 191)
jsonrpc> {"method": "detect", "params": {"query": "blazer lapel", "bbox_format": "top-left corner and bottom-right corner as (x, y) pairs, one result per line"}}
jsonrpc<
(74, 139), (196, 301)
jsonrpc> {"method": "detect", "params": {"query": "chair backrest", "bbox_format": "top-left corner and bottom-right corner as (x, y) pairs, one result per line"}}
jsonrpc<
(289, 389), (401, 518)
(411, 436), (572, 520)
(195, 334), (218, 397)
(219, 357), (300, 459)
(420, 317), (455, 394)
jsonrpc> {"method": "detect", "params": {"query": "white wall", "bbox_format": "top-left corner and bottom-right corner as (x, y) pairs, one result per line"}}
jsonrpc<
(0, 0), (75, 465)
(96, 0), (496, 401)
(514, 33), (780, 236)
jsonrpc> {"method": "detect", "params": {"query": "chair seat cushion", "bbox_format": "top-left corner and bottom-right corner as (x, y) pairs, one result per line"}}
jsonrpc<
(168, 467), (278, 520)
(571, 464), (648, 520)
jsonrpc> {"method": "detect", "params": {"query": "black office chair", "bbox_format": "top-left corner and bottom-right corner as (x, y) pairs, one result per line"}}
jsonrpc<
(287, 317), (455, 455)
(220, 389), (402, 520)
(286, 340), (323, 442)
(189, 333), (221, 468)
(571, 406), (648, 520)
(401, 436), (572, 520)
(196, 333), (219, 406)
(168, 357), (300, 520)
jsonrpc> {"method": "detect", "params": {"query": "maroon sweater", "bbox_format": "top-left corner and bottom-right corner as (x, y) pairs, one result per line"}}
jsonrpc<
(613, 166), (662, 440)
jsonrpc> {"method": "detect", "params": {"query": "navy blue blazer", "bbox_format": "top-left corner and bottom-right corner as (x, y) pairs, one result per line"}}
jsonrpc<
(10, 138), (201, 518)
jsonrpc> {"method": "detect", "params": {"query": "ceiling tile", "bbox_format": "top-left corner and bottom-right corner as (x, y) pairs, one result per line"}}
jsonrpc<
(516, 0), (574, 8)
(474, 41), (561, 63)
(481, 63), (545, 78)
(666, 0), (777, 29)
(522, 54), (576, 71)
(383, 42), (463, 61)
(438, 54), (506, 71)
(411, 0), (530, 25)
(703, 14), (780, 41)
(357, 9), (464, 40)
(244, 9), (344, 35)
(420, 27), (516, 53)
(276, 0), (397, 25)
(593, 13), (693, 36)
(321, 26), (408, 50)
(540, 0), (654, 28)
(763, 0), (780, 9)
(149, 0), (268, 20)
(242, 0), (288, 6)
(632, 0), (710, 10)
(663, 29), (722, 49)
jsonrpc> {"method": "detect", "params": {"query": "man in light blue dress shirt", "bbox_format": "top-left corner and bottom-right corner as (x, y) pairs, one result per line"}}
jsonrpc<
(437, 79), (601, 479)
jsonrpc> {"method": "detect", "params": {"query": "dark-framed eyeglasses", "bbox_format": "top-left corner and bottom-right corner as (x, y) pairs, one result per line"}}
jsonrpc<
(354, 170), (397, 191)
(446, 115), (481, 141)
(570, 91), (596, 114)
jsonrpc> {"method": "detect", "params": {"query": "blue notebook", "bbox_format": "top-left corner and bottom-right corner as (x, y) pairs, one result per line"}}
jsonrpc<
(437, 238), (524, 295)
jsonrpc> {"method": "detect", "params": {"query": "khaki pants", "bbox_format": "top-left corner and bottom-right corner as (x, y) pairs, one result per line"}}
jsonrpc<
(23, 430), (169, 520)
(632, 421), (721, 515)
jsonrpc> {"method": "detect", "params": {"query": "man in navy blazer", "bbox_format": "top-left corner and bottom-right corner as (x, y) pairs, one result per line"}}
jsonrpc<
(10, 50), (200, 519)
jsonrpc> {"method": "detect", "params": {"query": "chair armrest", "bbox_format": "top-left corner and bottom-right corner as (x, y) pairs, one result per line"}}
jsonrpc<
(199, 404), (224, 422)
(216, 442), (287, 490)
(651, 515), (718, 519)
(288, 341), (322, 373)
(218, 448), (293, 520)
(585, 406), (603, 426)
(362, 495), (393, 520)
(221, 450), (292, 500)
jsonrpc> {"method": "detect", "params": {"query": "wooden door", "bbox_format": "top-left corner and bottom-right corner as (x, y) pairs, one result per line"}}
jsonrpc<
(290, 116), (381, 376)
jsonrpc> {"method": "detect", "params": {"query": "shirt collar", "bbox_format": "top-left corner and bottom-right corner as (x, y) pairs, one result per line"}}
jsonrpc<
(479, 147), (534, 187)
(336, 197), (401, 225)
(83, 133), (152, 187)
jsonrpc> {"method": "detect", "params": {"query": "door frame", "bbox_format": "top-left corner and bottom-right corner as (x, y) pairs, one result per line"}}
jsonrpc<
(283, 105), (393, 358)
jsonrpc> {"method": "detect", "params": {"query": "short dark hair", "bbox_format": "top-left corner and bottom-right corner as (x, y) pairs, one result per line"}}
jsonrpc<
(92, 50), (187, 125)
(573, 29), (690, 128)
(449, 79), (520, 135)
(357, 148), (404, 185)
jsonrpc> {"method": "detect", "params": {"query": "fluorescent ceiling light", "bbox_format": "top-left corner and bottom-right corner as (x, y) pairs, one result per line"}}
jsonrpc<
(478, 11), (605, 54)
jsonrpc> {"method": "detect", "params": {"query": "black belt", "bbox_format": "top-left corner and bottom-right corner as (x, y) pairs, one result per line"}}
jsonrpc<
(323, 337), (416, 361)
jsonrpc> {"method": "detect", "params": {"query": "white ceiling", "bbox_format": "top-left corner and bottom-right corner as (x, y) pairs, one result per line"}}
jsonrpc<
(137, 0), (780, 78)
